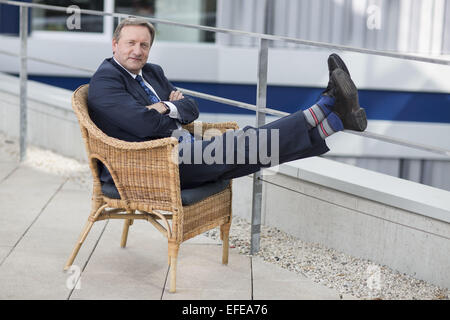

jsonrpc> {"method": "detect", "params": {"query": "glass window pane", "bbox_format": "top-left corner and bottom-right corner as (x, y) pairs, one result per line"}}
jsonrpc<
(32, 0), (104, 33)
(114, 0), (216, 43)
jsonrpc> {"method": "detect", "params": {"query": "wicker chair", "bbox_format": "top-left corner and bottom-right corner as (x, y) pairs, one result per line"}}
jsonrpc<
(64, 84), (238, 293)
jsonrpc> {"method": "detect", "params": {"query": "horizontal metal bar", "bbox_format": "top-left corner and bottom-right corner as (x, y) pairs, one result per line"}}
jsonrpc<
(0, 52), (449, 158)
(345, 130), (450, 157)
(178, 88), (288, 117)
(0, 49), (96, 73)
(27, 56), (95, 74)
(0, 0), (449, 66)
(0, 49), (17, 58)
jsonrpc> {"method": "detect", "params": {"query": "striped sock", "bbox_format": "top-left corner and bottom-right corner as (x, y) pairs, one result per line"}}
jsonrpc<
(317, 112), (344, 139)
(303, 96), (335, 129)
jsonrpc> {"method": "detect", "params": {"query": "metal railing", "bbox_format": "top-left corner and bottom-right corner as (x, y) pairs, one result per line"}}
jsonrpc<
(0, 0), (449, 254)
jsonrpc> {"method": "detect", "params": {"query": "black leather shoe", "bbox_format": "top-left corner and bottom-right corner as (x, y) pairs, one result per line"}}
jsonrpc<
(331, 68), (367, 132)
(323, 53), (350, 96)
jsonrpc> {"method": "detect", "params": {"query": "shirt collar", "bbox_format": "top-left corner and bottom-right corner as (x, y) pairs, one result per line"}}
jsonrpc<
(113, 56), (142, 79)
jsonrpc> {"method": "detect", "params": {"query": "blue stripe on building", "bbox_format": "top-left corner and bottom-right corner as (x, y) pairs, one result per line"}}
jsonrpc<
(24, 74), (450, 124)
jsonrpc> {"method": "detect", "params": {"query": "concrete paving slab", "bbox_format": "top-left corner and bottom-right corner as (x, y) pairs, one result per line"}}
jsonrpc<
(0, 246), (12, 263)
(0, 178), (107, 299)
(0, 221), (106, 300)
(11, 180), (104, 254)
(73, 219), (169, 274)
(68, 270), (168, 300)
(0, 162), (17, 182)
(24, 180), (97, 237)
(182, 232), (222, 245)
(70, 219), (169, 300)
(252, 256), (343, 300)
(0, 147), (17, 162)
(162, 245), (252, 300)
(0, 247), (95, 300)
(164, 287), (251, 300)
(0, 166), (65, 247)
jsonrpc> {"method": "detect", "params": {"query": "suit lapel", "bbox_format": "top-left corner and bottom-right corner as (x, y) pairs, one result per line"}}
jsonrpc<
(132, 77), (153, 105)
(142, 73), (163, 101)
(108, 58), (151, 104)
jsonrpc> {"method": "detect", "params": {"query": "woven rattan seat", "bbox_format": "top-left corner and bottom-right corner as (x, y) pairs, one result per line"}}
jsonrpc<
(64, 84), (238, 293)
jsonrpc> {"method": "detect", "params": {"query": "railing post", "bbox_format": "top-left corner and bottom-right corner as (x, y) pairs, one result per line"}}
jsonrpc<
(19, 5), (28, 162)
(250, 37), (269, 255)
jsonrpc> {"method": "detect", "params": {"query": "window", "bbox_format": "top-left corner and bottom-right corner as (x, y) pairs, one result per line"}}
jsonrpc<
(114, 0), (216, 43)
(31, 0), (217, 43)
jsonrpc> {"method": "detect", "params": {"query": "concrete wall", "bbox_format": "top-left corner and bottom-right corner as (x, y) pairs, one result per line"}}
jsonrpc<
(232, 158), (450, 289)
(0, 73), (86, 162)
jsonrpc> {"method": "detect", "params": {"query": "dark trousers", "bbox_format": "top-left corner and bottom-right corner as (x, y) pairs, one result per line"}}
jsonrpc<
(178, 110), (329, 189)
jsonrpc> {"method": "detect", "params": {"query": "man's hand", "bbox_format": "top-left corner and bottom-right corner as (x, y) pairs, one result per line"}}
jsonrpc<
(169, 90), (184, 101)
(146, 90), (183, 114)
(147, 102), (169, 114)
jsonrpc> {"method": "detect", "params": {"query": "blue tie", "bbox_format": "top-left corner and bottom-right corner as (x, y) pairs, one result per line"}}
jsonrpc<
(135, 74), (160, 104)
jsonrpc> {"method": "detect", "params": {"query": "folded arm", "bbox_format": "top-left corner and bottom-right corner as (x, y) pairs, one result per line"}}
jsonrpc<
(151, 64), (199, 125)
(147, 89), (185, 116)
(88, 73), (179, 140)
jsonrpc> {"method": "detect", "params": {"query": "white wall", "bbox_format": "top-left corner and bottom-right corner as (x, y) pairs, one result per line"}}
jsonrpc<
(0, 73), (86, 162)
(217, 0), (450, 55)
(232, 158), (450, 289)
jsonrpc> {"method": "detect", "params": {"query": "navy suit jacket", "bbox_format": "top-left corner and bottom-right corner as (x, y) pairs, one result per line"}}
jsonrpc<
(88, 58), (199, 184)
(88, 57), (199, 142)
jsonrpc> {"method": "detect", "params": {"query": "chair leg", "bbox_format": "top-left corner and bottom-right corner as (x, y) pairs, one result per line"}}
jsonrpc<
(168, 240), (179, 293)
(120, 219), (133, 248)
(64, 204), (106, 271)
(220, 222), (231, 265)
(64, 220), (94, 271)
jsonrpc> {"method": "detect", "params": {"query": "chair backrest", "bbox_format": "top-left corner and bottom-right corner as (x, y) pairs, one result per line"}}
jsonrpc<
(71, 84), (183, 213)
(71, 84), (100, 150)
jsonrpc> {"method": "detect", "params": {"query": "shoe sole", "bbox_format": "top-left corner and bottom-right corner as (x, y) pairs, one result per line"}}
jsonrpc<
(324, 53), (350, 96)
(332, 69), (367, 131)
(350, 108), (367, 132)
(328, 53), (350, 77)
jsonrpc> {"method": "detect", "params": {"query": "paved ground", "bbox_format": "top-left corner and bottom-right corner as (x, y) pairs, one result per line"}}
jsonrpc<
(0, 150), (356, 300)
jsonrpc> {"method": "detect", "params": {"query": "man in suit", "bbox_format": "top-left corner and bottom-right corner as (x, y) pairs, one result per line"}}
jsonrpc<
(88, 18), (367, 190)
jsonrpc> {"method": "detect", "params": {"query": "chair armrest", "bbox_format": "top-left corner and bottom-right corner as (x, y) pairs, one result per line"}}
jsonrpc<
(87, 124), (179, 151)
(182, 121), (239, 140)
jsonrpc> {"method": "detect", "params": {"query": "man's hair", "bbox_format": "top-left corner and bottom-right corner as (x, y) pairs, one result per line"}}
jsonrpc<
(113, 17), (156, 46)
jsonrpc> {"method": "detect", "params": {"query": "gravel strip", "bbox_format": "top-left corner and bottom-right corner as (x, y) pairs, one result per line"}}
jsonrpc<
(3, 134), (448, 300)
(204, 218), (449, 300)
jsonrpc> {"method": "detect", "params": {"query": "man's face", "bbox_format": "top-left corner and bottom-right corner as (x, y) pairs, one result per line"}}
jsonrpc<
(112, 25), (152, 74)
